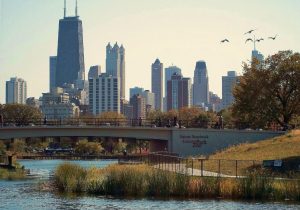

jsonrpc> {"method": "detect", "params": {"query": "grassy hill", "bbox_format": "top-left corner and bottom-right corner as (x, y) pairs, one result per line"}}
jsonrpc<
(209, 130), (300, 161)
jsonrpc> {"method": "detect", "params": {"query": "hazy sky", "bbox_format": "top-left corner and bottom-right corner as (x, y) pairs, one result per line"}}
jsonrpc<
(1, 0), (300, 103)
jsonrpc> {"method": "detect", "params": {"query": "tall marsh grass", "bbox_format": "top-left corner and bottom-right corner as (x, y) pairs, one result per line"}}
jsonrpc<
(0, 168), (26, 180)
(54, 163), (300, 201)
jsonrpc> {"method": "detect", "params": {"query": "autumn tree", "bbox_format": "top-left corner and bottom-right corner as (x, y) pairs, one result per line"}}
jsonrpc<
(0, 104), (43, 125)
(0, 142), (7, 155)
(12, 139), (26, 154)
(233, 51), (300, 129)
(75, 139), (103, 155)
(97, 112), (126, 126)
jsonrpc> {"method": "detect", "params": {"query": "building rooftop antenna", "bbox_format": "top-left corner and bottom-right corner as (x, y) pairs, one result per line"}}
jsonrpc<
(64, 0), (67, 18)
(253, 35), (256, 51)
(75, 0), (78, 17)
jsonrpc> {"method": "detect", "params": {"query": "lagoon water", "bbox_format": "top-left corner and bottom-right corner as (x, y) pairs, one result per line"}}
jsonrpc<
(0, 160), (299, 210)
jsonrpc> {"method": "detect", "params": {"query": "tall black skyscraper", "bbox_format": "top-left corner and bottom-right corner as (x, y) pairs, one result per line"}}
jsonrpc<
(55, 0), (85, 87)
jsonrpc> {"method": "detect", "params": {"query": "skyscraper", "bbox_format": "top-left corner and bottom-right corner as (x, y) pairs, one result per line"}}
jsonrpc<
(119, 45), (125, 99)
(88, 65), (101, 79)
(167, 73), (191, 111)
(222, 71), (239, 109)
(130, 94), (146, 119)
(130, 86), (144, 99)
(165, 65), (182, 97)
(193, 61), (209, 105)
(6, 77), (27, 104)
(49, 56), (57, 91)
(252, 50), (264, 63)
(106, 42), (125, 99)
(141, 90), (155, 110)
(55, 0), (85, 87)
(89, 73), (120, 115)
(164, 65), (182, 111)
(151, 59), (163, 111)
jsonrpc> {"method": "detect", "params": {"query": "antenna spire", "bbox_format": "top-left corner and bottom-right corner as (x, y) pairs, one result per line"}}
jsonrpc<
(253, 35), (256, 51)
(64, 0), (66, 18)
(75, 0), (78, 17)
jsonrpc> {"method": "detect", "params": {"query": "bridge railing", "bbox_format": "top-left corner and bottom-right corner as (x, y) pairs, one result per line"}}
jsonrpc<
(0, 118), (219, 129)
(0, 117), (284, 130)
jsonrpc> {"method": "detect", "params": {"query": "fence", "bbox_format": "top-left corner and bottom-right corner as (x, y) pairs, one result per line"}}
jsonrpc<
(0, 117), (285, 131)
(121, 153), (277, 178)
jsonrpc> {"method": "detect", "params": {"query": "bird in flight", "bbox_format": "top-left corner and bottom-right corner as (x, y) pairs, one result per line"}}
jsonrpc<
(221, 39), (229, 43)
(245, 38), (253, 43)
(268, 35), (278, 40)
(244, 29), (256, 35)
(256, 38), (264, 42)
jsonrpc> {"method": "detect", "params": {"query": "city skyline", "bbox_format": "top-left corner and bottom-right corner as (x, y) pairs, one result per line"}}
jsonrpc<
(1, 0), (300, 103)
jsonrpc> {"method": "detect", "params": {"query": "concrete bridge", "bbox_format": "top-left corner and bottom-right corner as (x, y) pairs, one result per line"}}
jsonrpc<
(0, 126), (284, 156)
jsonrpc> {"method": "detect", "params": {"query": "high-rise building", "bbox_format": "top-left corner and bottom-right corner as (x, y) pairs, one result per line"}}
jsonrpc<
(222, 71), (239, 109)
(130, 94), (146, 119)
(88, 65), (101, 79)
(129, 86), (144, 99)
(89, 73), (120, 115)
(151, 59), (163, 111)
(119, 45), (125, 99)
(193, 61), (209, 105)
(6, 77), (27, 104)
(165, 65), (182, 97)
(41, 103), (80, 120)
(49, 56), (57, 91)
(164, 65), (182, 111)
(55, 0), (85, 87)
(141, 90), (155, 110)
(252, 49), (264, 63)
(26, 97), (40, 109)
(106, 42), (125, 99)
(166, 73), (191, 111)
(209, 91), (222, 112)
(121, 99), (133, 119)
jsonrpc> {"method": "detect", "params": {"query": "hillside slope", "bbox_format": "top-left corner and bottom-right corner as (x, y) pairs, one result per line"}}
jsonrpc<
(209, 130), (300, 160)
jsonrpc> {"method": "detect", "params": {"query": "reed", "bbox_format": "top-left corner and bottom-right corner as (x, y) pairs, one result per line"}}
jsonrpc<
(53, 163), (300, 202)
(54, 162), (87, 193)
(0, 168), (26, 180)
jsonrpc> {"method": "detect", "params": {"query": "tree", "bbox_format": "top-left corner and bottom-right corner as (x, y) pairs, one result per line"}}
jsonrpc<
(12, 139), (26, 154)
(233, 51), (300, 128)
(114, 141), (127, 153)
(97, 112), (126, 126)
(135, 140), (149, 154)
(1, 104), (43, 126)
(0, 142), (6, 156)
(75, 139), (103, 155)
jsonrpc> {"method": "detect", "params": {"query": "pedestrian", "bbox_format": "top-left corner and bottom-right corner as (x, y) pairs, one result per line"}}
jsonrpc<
(173, 116), (178, 127)
(218, 115), (223, 129)
(43, 116), (47, 125)
(138, 117), (142, 127)
(158, 117), (162, 127)
(0, 114), (3, 128)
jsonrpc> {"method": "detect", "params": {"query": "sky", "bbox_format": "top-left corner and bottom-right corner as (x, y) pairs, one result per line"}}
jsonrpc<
(0, 0), (300, 103)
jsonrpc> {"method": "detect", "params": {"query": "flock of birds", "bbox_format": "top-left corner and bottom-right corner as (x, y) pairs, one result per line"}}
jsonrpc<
(220, 29), (278, 44)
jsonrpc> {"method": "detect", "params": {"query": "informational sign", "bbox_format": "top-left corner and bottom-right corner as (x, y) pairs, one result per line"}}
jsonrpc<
(180, 135), (208, 148)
